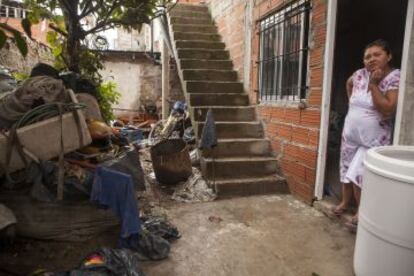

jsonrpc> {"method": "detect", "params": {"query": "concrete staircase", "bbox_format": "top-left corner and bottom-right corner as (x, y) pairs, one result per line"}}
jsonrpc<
(167, 4), (288, 197)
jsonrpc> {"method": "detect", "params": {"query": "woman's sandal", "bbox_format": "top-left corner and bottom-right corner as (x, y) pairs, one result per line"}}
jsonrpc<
(345, 216), (358, 233)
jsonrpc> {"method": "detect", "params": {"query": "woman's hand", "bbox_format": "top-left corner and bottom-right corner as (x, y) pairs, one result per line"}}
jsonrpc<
(369, 69), (386, 85)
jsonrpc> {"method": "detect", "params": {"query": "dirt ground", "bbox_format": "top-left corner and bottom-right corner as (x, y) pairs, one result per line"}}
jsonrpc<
(0, 194), (356, 276)
(0, 148), (356, 276)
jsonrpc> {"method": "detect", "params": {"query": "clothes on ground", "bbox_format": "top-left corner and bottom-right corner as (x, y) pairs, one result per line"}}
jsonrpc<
(340, 68), (400, 187)
(41, 247), (145, 276)
(199, 108), (217, 150)
(142, 216), (181, 242)
(91, 166), (141, 239)
(102, 149), (145, 191)
(118, 231), (171, 261)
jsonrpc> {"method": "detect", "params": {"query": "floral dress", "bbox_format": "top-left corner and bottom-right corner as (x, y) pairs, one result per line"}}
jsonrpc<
(340, 68), (400, 187)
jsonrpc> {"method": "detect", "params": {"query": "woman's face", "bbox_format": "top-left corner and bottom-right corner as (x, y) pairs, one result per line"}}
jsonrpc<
(363, 45), (392, 72)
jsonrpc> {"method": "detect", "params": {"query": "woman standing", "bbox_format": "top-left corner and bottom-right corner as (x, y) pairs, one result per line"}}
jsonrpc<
(332, 39), (400, 230)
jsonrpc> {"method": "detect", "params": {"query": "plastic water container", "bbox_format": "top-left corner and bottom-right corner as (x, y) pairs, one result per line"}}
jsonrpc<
(354, 146), (414, 276)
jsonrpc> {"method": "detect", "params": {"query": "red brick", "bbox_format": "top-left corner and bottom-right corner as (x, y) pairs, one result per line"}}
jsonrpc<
(285, 108), (300, 123)
(307, 89), (322, 106)
(281, 158), (306, 181)
(278, 123), (292, 141)
(284, 144), (317, 168)
(308, 130), (319, 147)
(309, 46), (324, 67)
(310, 67), (323, 88)
(305, 168), (316, 185)
(266, 122), (279, 136)
(270, 107), (285, 121)
(292, 127), (309, 144)
(271, 138), (283, 154)
(300, 109), (321, 127)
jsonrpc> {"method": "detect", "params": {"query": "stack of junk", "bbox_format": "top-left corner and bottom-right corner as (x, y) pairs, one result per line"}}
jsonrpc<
(0, 63), (188, 274)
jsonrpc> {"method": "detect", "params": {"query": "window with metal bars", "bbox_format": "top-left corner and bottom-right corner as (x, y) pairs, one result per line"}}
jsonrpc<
(258, 0), (311, 102)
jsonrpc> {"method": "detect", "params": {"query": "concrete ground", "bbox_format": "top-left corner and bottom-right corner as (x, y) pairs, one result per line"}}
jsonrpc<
(142, 194), (355, 276)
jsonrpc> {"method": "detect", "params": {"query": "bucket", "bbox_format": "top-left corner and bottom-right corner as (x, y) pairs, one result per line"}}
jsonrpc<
(354, 146), (414, 276)
(150, 139), (192, 185)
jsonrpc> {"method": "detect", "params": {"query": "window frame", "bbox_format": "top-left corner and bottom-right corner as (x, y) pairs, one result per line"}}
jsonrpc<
(257, 0), (311, 103)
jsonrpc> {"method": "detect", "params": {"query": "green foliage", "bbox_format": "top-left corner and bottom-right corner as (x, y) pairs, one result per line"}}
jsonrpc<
(0, 21), (32, 57)
(96, 81), (121, 123)
(11, 72), (29, 82)
(23, 0), (172, 121)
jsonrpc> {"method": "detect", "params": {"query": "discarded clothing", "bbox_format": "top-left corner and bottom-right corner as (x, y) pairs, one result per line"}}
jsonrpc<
(102, 149), (145, 191)
(142, 216), (180, 242)
(199, 108), (217, 150)
(43, 247), (145, 276)
(28, 161), (93, 202)
(0, 76), (68, 129)
(91, 166), (141, 239)
(119, 231), (170, 261)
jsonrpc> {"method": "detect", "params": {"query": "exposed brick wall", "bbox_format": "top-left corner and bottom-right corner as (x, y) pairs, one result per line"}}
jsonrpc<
(207, 0), (247, 82)
(252, 0), (327, 203)
(209, 0), (328, 203)
(0, 18), (49, 44)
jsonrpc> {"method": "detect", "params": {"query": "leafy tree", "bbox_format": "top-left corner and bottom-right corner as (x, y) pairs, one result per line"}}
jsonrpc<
(0, 18), (32, 57)
(24, 0), (171, 78)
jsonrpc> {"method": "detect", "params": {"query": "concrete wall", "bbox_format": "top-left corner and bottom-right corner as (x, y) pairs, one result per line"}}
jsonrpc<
(396, 2), (414, 145)
(100, 51), (162, 117)
(0, 38), (53, 74)
(204, 0), (327, 203)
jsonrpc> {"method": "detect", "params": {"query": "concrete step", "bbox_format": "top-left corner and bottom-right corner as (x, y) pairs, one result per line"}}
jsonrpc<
(183, 69), (237, 82)
(202, 138), (273, 158)
(176, 40), (225, 50)
(192, 106), (255, 121)
(169, 10), (211, 19)
(196, 121), (264, 139)
(186, 81), (244, 93)
(177, 49), (229, 60)
(180, 59), (233, 70)
(174, 4), (209, 12)
(188, 93), (249, 106)
(174, 32), (221, 41)
(200, 156), (280, 179)
(170, 17), (213, 25)
(172, 24), (217, 33)
(209, 175), (288, 197)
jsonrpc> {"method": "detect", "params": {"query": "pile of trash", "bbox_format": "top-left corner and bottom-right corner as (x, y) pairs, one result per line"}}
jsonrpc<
(0, 63), (182, 270)
(0, 61), (219, 274)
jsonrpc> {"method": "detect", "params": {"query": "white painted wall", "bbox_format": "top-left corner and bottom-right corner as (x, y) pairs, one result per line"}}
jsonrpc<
(100, 60), (162, 114)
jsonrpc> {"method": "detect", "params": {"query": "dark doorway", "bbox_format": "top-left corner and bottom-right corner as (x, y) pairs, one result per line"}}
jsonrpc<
(324, 0), (408, 200)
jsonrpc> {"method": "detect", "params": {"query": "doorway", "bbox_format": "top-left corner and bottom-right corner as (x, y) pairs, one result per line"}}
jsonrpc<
(324, 0), (408, 200)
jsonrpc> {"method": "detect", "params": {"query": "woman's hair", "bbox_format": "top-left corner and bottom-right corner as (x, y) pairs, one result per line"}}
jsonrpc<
(364, 39), (392, 56)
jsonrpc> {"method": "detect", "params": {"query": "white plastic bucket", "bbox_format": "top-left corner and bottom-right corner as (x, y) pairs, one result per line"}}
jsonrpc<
(354, 146), (414, 276)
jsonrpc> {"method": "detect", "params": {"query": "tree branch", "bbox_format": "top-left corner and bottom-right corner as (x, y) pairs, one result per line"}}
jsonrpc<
(48, 23), (68, 37)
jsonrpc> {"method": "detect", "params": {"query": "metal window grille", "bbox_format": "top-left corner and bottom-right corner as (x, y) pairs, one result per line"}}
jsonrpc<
(258, 0), (311, 102)
(0, 5), (27, 19)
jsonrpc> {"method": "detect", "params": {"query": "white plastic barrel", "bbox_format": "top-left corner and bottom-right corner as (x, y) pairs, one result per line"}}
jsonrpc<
(354, 146), (414, 276)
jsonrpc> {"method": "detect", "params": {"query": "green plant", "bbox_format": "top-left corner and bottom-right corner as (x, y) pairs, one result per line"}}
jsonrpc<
(11, 72), (29, 82)
(97, 81), (121, 123)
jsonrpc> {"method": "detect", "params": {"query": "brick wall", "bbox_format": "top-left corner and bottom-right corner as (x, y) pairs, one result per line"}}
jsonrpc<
(207, 0), (247, 82)
(207, 0), (328, 203)
(0, 18), (49, 44)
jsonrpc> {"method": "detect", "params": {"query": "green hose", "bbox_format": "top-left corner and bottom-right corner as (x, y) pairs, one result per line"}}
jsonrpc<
(13, 102), (86, 129)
